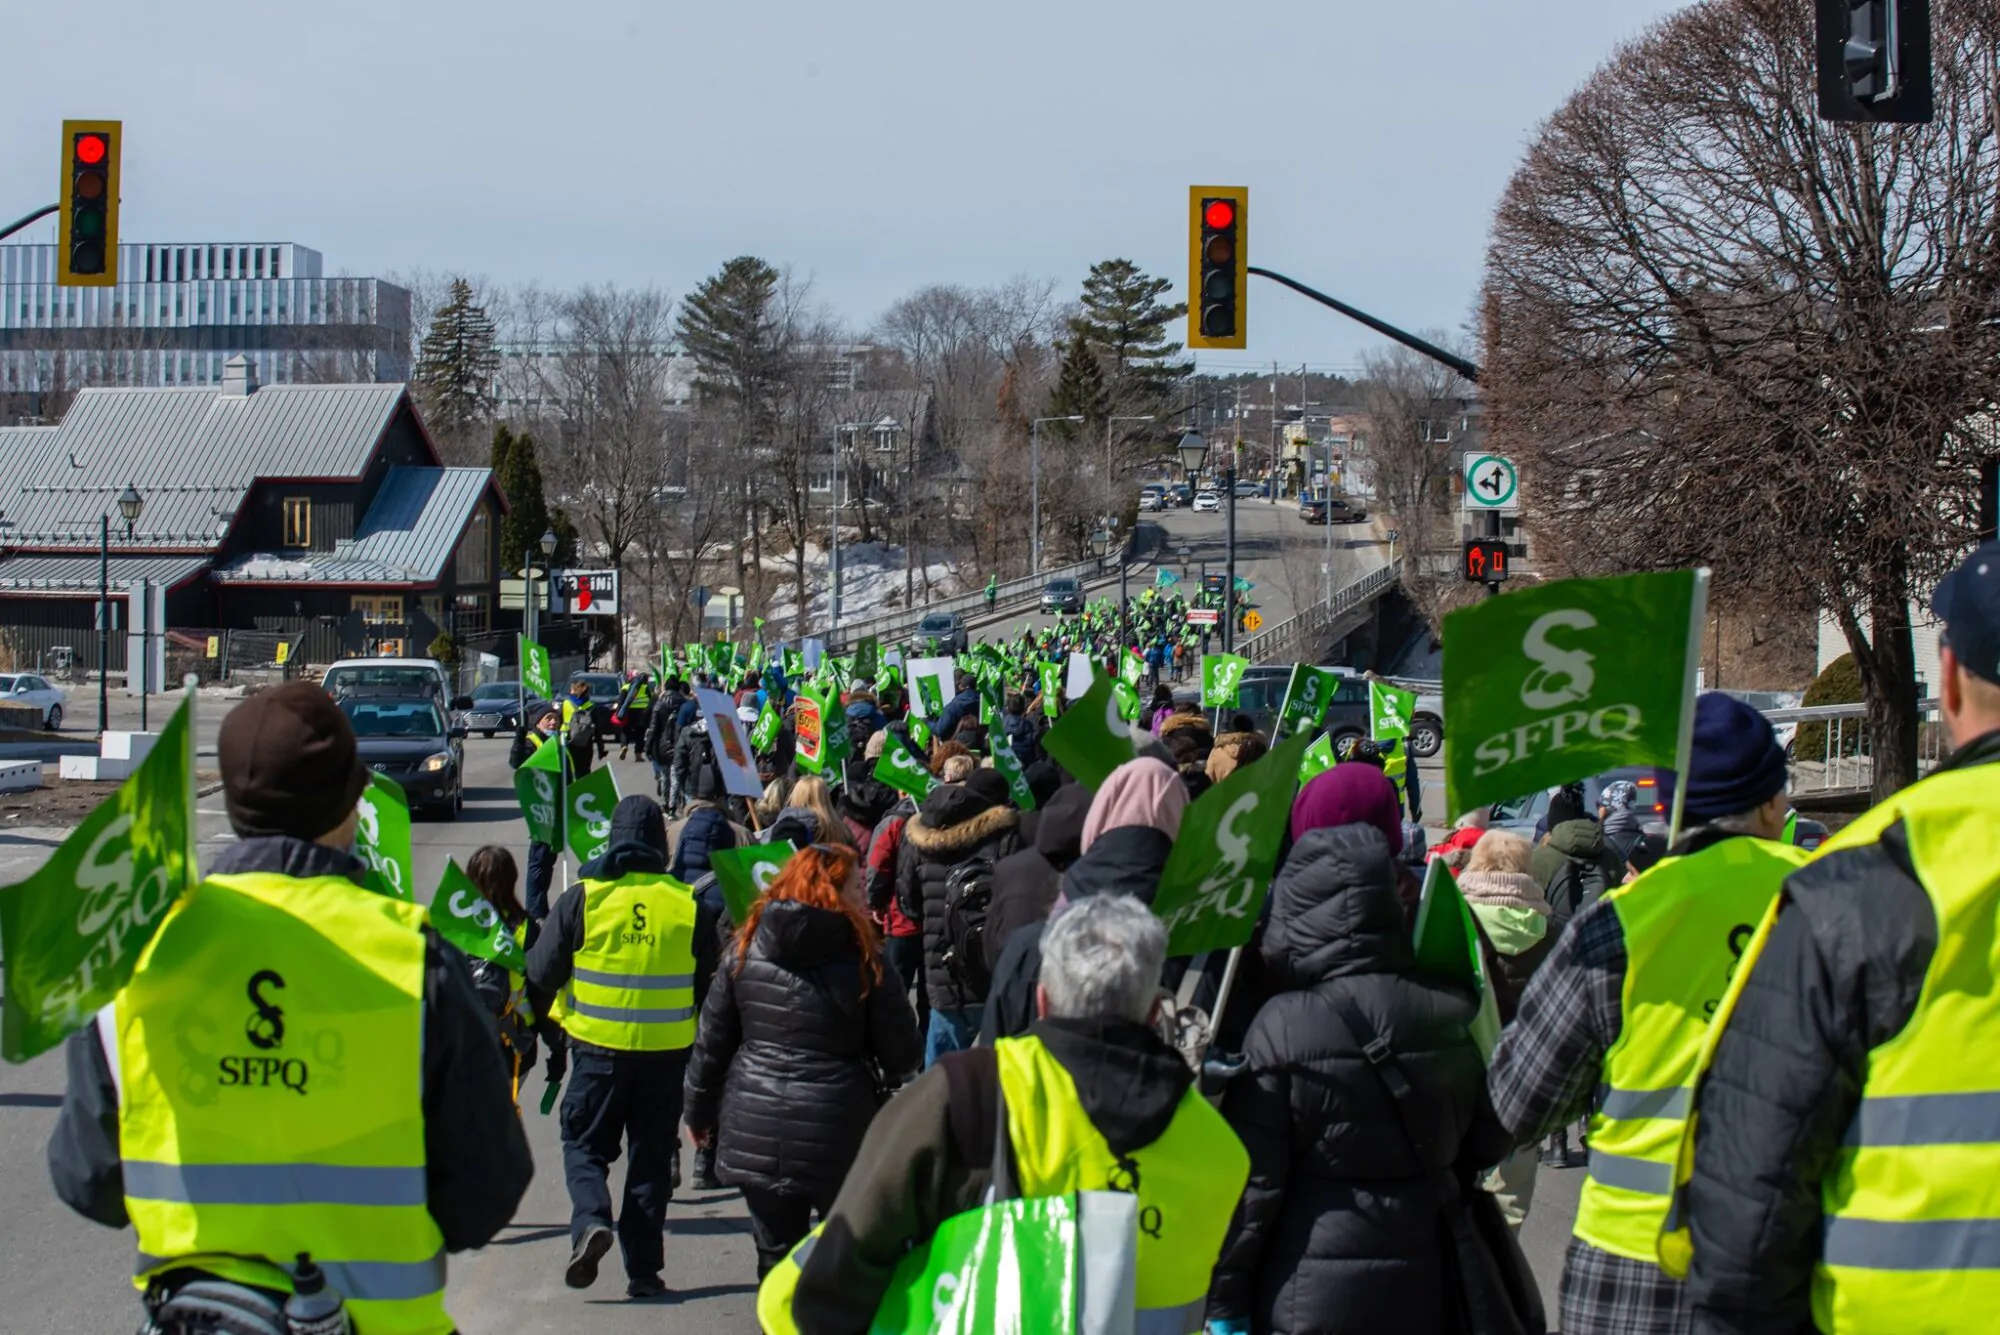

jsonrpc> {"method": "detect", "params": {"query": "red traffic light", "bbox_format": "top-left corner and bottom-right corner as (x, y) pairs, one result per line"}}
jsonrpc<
(1463, 539), (1509, 584)
(75, 133), (107, 165)
(1203, 199), (1236, 230)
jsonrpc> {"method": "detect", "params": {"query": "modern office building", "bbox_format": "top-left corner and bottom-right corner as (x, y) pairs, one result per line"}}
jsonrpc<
(0, 241), (411, 417)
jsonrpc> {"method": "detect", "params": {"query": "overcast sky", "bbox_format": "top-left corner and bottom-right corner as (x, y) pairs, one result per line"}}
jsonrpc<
(2, 0), (1687, 373)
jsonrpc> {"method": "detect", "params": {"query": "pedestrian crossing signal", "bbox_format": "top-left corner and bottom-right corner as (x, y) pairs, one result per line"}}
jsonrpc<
(58, 120), (121, 287)
(1188, 186), (1247, 350)
(1463, 540), (1509, 584)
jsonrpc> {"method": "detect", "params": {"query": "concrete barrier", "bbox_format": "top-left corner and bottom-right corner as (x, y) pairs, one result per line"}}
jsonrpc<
(0, 760), (40, 793)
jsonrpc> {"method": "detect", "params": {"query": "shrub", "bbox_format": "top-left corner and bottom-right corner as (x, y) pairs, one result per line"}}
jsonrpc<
(1795, 652), (1865, 759)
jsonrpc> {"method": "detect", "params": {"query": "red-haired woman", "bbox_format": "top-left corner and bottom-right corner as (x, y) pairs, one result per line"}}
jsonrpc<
(682, 843), (921, 1278)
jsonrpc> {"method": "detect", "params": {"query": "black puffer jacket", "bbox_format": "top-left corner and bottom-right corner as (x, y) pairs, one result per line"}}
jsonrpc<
(1209, 824), (1510, 1334)
(895, 784), (1022, 1012)
(682, 900), (921, 1200)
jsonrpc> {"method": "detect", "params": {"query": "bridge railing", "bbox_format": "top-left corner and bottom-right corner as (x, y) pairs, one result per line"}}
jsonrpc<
(1238, 559), (1404, 665)
(1761, 701), (1948, 798)
(824, 548), (1125, 652)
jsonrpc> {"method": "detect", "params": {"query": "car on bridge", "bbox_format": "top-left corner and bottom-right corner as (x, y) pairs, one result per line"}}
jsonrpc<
(1040, 577), (1084, 615)
(913, 611), (969, 654)
(1299, 495), (1369, 525)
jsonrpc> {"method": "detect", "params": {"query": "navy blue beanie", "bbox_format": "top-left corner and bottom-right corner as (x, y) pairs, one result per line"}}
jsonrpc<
(1683, 693), (1787, 821)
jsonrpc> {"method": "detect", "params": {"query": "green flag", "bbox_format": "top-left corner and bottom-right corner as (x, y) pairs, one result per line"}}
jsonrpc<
(1442, 569), (1706, 821)
(1370, 679), (1417, 741)
(989, 739), (1037, 812)
(1233, 576), (1254, 592)
(876, 730), (940, 803)
(1112, 679), (1143, 723)
(684, 642), (705, 677)
(564, 764), (621, 866)
(783, 646), (805, 681)
(751, 699), (782, 752)
(909, 716), (933, 750)
(1118, 651), (1144, 690)
(1274, 664), (1343, 743)
(853, 634), (880, 681)
(0, 693), (198, 1063)
(514, 736), (565, 846)
(1036, 661), (1063, 718)
(710, 843), (795, 927)
(1155, 568), (1180, 588)
(520, 636), (552, 701)
(794, 682), (851, 775)
(1201, 653), (1249, 709)
(915, 672), (945, 719)
(875, 662), (903, 698)
(1150, 733), (1312, 957)
(748, 640), (767, 673)
(1298, 732), (1337, 785)
(1040, 675), (1138, 792)
(709, 641), (736, 680)
(353, 771), (414, 901)
(1411, 858), (1502, 1057)
(430, 860), (527, 970)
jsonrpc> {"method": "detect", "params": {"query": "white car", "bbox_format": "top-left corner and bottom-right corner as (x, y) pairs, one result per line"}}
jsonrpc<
(1138, 490), (1163, 512)
(0, 672), (67, 730)
(1192, 491), (1221, 513)
(322, 658), (454, 703)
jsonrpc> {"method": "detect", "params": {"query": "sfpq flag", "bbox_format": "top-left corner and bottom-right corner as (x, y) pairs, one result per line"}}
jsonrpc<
(1202, 654), (1249, 709)
(1441, 569), (1707, 826)
(1, 688), (198, 1062)
(1149, 733), (1311, 957)
(353, 771), (413, 901)
(1040, 675), (1138, 792)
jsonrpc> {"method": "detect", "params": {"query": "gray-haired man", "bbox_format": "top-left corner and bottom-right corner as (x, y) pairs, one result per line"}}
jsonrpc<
(778, 895), (1251, 1335)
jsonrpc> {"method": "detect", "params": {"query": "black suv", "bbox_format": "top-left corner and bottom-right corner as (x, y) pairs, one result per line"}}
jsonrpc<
(1176, 664), (1373, 743)
(339, 694), (467, 818)
(1041, 577), (1084, 614)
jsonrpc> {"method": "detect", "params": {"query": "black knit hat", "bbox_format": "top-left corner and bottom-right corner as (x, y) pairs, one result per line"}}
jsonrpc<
(218, 682), (369, 840)
(1683, 692), (1788, 821)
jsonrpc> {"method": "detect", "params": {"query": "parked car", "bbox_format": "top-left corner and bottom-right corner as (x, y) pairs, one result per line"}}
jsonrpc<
(914, 611), (970, 654)
(1192, 491), (1221, 514)
(1041, 577), (1084, 615)
(1233, 480), (1264, 499)
(1169, 483), (1193, 508)
(462, 681), (524, 738)
(1790, 816), (1830, 851)
(0, 672), (66, 730)
(1139, 489), (1163, 512)
(339, 694), (467, 819)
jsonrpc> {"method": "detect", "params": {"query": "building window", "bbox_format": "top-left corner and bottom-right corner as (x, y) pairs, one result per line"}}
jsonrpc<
(282, 498), (311, 548)
(352, 595), (403, 625)
(455, 508), (490, 583)
(453, 593), (490, 639)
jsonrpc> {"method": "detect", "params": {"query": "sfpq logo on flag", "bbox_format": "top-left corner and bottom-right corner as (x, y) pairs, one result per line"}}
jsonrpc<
(1441, 569), (1707, 821)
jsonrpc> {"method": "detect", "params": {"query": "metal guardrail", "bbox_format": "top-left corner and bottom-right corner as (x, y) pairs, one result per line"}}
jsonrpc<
(825, 552), (1115, 652)
(1765, 701), (1948, 798)
(1239, 559), (1404, 665)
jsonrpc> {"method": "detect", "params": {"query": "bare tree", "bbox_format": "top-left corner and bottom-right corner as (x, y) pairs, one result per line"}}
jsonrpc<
(1359, 340), (1479, 633)
(1483, 0), (2000, 797)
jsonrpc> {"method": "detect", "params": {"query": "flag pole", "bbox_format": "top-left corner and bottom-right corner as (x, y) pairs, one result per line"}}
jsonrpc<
(1666, 568), (1711, 848)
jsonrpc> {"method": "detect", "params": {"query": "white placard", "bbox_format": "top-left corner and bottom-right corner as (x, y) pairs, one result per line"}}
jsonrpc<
(905, 656), (957, 717)
(1065, 652), (1098, 700)
(695, 688), (765, 799)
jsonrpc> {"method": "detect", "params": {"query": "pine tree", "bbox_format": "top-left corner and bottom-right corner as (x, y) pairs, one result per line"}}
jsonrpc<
(1046, 332), (1110, 442)
(414, 278), (500, 452)
(676, 256), (787, 414)
(492, 423), (554, 573)
(1069, 259), (1191, 410)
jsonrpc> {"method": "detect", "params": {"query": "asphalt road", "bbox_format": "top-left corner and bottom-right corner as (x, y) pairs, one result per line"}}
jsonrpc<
(0, 513), (1588, 1334)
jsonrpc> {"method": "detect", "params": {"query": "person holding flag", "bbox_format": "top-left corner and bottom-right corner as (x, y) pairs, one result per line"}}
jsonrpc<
(510, 700), (571, 921)
(612, 667), (654, 762)
(1681, 541), (2000, 1334)
(48, 682), (532, 1335)
(526, 795), (723, 1299)
(1485, 694), (1807, 1335)
(983, 572), (998, 611)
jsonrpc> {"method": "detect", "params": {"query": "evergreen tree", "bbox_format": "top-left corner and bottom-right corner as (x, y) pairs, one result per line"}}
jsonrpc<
(1047, 332), (1110, 442)
(414, 278), (500, 451)
(676, 256), (787, 416)
(492, 423), (555, 573)
(1069, 259), (1191, 409)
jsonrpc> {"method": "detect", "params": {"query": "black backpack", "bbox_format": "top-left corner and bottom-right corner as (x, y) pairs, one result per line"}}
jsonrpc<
(939, 856), (997, 998)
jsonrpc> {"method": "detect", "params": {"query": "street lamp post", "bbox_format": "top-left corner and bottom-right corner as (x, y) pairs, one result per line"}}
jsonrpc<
(98, 484), (144, 737)
(1030, 415), (1085, 577)
(1178, 432), (1236, 654)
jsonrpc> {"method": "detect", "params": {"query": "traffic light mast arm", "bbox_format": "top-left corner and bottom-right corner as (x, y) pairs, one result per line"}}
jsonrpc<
(0, 203), (58, 244)
(1246, 266), (1482, 384)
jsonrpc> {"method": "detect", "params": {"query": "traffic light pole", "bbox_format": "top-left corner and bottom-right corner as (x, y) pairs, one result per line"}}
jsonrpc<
(0, 203), (57, 245)
(1246, 266), (1482, 384)
(1223, 464), (1238, 655)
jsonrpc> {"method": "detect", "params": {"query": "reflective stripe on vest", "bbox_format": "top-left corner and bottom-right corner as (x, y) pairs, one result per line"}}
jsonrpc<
(1574, 836), (1806, 1264)
(1810, 764), (2000, 1334)
(116, 871), (451, 1335)
(994, 1033), (1250, 1329)
(558, 873), (699, 1051)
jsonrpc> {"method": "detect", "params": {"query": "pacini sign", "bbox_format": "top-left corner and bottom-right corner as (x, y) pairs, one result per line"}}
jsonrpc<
(556, 570), (621, 617)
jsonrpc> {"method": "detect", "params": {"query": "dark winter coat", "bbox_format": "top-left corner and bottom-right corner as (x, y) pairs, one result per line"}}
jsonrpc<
(1000, 710), (1042, 768)
(1209, 824), (1511, 1334)
(671, 717), (726, 805)
(682, 900), (921, 1200)
(895, 784), (1022, 1012)
(1600, 807), (1649, 866)
(1532, 817), (1626, 935)
(668, 803), (740, 882)
(836, 757), (899, 847)
(932, 688), (982, 747)
(983, 782), (1092, 972)
(644, 689), (686, 764)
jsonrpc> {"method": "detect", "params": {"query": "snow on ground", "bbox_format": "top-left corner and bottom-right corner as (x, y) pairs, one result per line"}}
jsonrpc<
(762, 541), (960, 632)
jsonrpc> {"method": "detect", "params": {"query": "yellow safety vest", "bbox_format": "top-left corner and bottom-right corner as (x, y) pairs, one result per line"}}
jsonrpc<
(996, 1034), (1248, 1334)
(556, 873), (698, 1052)
(630, 681), (652, 710)
(1574, 836), (1808, 1263)
(756, 1034), (1251, 1335)
(114, 871), (451, 1335)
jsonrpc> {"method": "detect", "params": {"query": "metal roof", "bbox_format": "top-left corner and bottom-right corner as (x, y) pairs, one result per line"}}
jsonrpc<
(212, 467), (489, 587)
(0, 381), (410, 550)
(0, 552), (210, 594)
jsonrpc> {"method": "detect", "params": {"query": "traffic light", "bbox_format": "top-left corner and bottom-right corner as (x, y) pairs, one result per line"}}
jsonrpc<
(1463, 539), (1509, 585)
(1188, 186), (1247, 351)
(1817, 0), (1932, 124)
(58, 120), (121, 286)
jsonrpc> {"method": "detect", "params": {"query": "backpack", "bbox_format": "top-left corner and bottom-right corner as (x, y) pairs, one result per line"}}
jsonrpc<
(939, 856), (997, 999)
(683, 727), (724, 801)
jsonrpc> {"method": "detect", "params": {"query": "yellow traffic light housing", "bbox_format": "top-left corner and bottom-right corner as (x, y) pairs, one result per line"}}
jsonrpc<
(59, 119), (121, 287)
(1188, 185), (1247, 350)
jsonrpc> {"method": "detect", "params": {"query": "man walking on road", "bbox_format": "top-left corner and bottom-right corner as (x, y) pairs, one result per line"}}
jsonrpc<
(1487, 693), (1808, 1335)
(1683, 540), (2000, 1335)
(48, 682), (532, 1335)
(528, 794), (722, 1300)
